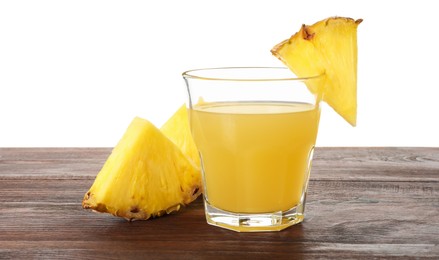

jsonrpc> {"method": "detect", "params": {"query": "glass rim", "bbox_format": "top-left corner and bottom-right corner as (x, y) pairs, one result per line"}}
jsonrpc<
(182, 67), (323, 82)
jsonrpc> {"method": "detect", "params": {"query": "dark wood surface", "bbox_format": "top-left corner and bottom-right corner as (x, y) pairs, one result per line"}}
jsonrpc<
(0, 147), (438, 259)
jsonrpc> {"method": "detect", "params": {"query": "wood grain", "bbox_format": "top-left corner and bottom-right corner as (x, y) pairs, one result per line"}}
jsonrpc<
(0, 148), (438, 259)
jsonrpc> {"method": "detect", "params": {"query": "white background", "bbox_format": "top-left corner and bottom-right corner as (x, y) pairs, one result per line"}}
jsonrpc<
(1, 0), (438, 147)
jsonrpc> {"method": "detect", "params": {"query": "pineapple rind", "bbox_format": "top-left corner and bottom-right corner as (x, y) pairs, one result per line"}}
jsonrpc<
(82, 117), (202, 221)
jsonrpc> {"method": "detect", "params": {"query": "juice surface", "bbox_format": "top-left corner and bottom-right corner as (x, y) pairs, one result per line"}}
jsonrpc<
(190, 102), (320, 213)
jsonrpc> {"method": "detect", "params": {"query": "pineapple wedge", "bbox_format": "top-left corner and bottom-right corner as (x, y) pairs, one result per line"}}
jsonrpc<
(161, 105), (201, 169)
(82, 117), (202, 221)
(272, 17), (362, 126)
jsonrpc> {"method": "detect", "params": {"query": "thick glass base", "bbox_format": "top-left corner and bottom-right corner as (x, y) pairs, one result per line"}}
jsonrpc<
(204, 199), (305, 232)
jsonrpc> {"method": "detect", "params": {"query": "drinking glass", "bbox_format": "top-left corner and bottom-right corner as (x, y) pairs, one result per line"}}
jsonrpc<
(183, 67), (322, 232)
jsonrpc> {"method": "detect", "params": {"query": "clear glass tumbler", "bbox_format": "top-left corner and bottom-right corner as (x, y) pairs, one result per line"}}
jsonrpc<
(183, 67), (322, 232)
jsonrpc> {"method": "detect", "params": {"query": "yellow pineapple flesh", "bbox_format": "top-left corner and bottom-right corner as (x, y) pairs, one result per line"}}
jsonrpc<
(82, 117), (202, 221)
(161, 105), (201, 169)
(272, 17), (362, 126)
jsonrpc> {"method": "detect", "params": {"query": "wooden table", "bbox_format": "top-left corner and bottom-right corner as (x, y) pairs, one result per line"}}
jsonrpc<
(1, 147), (438, 259)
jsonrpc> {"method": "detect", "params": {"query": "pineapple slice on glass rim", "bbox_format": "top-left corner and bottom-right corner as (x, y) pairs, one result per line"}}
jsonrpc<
(272, 16), (362, 126)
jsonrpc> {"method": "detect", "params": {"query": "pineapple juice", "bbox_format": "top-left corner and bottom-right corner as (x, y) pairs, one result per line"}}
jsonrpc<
(190, 101), (320, 213)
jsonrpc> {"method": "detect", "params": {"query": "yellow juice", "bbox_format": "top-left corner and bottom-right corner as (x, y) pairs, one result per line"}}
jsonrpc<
(190, 101), (320, 213)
